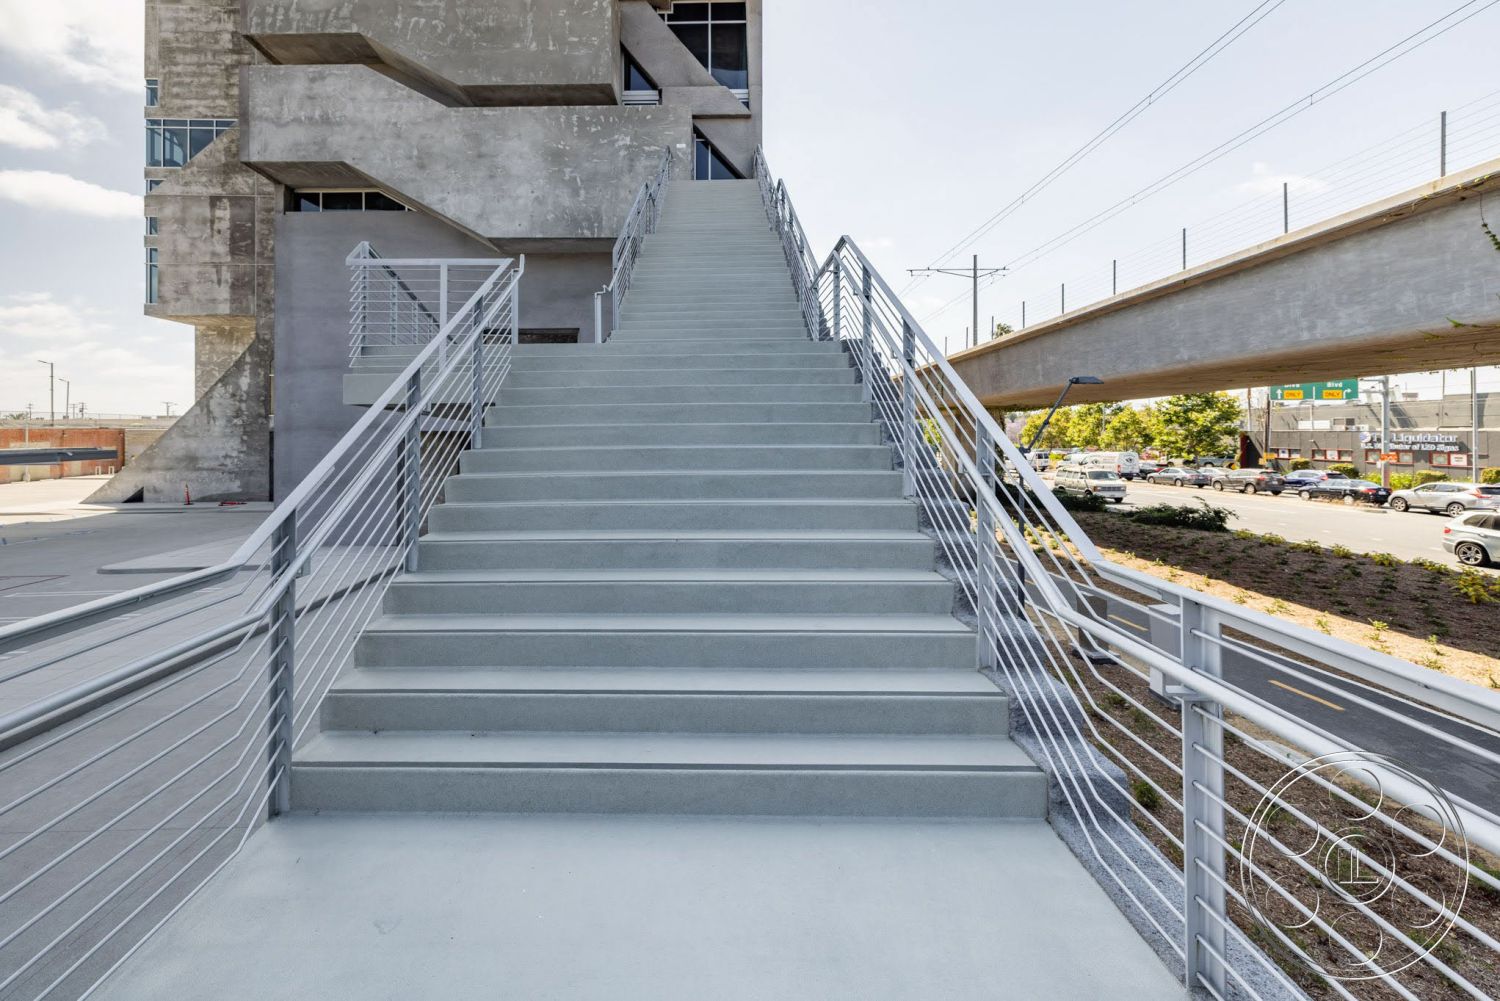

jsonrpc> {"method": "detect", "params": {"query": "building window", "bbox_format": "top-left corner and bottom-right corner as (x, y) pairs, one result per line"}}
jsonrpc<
(146, 179), (162, 194)
(694, 133), (739, 180)
(291, 189), (411, 212)
(1364, 449), (1381, 465)
(662, 2), (749, 100)
(146, 216), (158, 236)
(145, 248), (159, 304)
(146, 79), (159, 107)
(622, 50), (661, 106)
(145, 118), (234, 168)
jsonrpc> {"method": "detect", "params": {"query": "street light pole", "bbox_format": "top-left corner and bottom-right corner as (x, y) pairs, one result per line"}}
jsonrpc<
(1026, 375), (1105, 453)
(37, 360), (54, 424)
(59, 379), (71, 421)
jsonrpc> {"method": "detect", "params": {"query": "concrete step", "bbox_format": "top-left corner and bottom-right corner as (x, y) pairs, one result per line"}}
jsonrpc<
(621, 294), (802, 310)
(320, 667), (999, 734)
(380, 568), (952, 615)
(414, 530), (938, 571)
(610, 325), (810, 339)
(478, 422), (882, 448)
(485, 401), (872, 426)
(460, 443), (890, 473)
(498, 384), (860, 406)
(619, 304), (805, 320)
(442, 469), (905, 502)
(290, 730), (1046, 817)
(428, 497), (917, 532)
(509, 352), (847, 372)
(355, 612), (976, 670)
(512, 338), (838, 357)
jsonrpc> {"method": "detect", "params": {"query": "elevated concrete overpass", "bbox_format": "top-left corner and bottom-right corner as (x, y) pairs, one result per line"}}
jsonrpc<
(950, 160), (1500, 408)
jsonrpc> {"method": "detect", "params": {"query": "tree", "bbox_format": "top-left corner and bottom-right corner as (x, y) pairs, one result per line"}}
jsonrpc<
(1101, 405), (1156, 452)
(1152, 393), (1243, 460)
(1017, 402), (1108, 450)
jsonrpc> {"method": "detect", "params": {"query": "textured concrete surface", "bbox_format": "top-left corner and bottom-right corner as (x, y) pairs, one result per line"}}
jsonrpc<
(952, 161), (1500, 407)
(88, 814), (1181, 1001)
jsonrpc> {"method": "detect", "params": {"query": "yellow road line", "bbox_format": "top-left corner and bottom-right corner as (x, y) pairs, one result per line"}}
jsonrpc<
(1267, 678), (1345, 712)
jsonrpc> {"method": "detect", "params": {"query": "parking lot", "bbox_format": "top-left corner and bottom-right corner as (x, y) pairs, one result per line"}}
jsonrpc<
(1087, 476), (1498, 572)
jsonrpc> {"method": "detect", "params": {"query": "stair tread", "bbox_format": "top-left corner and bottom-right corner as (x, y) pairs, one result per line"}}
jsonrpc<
(365, 612), (972, 635)
(393, 567), (943, 584)
(330, 667), (1000, 695)
(298, 730), (1035, 770)
(423, 528), (930, 542)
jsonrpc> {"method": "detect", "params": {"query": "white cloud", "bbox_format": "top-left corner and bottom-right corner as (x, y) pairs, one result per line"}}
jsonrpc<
(1237, 161), (1330, 196)
(0, 293), (110, 343)
(0, 170), (139, 219)
(0, 3), (142, 93)
(0, 84), (105, 150)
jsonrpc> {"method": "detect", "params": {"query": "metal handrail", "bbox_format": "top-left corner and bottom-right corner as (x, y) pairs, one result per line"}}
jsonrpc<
(751, 149), (822, 340)
(756, 147), (1500, 999)
(593, 147), (673, 343)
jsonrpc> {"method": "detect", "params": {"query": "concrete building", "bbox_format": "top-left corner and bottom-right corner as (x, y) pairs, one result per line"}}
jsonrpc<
(1264, 391), (1497, 477)
(102, 0), (764, 502)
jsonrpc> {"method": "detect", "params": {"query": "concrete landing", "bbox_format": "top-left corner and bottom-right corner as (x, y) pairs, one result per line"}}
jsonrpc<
(89, 813), (1180, 1001)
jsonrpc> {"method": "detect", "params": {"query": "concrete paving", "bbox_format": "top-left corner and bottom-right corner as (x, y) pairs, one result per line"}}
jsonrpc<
(87, 813), (1182, 1001)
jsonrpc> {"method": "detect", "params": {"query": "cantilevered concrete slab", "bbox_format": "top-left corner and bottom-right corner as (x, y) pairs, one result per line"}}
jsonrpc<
(88, 814), (1182, 1000)
(951, 159), (1500, 408)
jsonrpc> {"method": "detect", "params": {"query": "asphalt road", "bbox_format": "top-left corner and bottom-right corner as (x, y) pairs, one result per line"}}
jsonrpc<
(1112, 478), (1497, 572)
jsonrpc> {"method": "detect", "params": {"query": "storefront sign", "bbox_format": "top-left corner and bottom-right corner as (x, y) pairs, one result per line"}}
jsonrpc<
(1359, 432), (1463, 453)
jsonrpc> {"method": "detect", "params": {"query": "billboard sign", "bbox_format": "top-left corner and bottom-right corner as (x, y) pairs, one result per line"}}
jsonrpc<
(1270, 379), (1360, 402)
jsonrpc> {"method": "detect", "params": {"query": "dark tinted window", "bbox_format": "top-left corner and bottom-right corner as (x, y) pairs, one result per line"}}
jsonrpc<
(624, 52), (655, 91)
(1478, 486), (1500, 496)
(1464, 513), (1497, 529)
(320, 191), (363, 211)
(672, 23), (708, 65)
(364, 192), (407, 211)
(667, 2), (710, 19)
(710, 23), (748, 88)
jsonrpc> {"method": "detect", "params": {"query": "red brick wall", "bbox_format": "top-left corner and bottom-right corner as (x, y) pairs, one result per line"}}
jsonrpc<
(0, 428), (126, 485)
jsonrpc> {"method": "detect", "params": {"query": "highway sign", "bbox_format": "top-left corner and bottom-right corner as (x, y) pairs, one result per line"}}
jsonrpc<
(1269, 379), (1360, 402)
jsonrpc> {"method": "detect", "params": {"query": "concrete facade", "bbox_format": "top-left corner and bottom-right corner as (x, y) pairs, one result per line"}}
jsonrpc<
(129, 1), (765, 503)
(1264, 392), (1497, 476)
(951, 162), (1500, 409)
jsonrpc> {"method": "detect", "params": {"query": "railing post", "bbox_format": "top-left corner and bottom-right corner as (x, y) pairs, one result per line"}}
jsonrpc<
(402, 371), (422, 573)
(900, 319), (917, 497)
(831, 257), (843, 344)
(1178, 597), (1227, 999)
(593, 289), (606, 344)
(860, 263), (874, 403)
(470, 321), (485, 449)
(439, 264), (449, 327)
(268, 516), (296, 817)
(975, 424), (999, 671)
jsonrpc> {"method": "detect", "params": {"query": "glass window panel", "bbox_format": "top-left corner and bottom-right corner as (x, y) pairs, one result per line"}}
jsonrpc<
(364, 192), (406, 212)
(189, 126), (215, 158)
(624, 53), (654, 91)
(670, 24), (709, 69)
(694, 139), (710, 181)
(320, 191), (363, 211)
(162, 119), (188, 127)
(296, 192), (322, 212)
(709, 24), (748, 88)
(147, 179), (163, 192)
(713, 3), (747, 21)
(146, 216), (158, 235)
(146, 79), (159, 107)
(161, 125), (188, 167)
(146, 125), (162, 167)
(670, 3), (710, 20)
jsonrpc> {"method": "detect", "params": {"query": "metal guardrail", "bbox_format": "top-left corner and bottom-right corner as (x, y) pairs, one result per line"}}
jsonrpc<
(755, 148), (1500, 1000)
(593, 147), (673, 343)
(0, 248), (522, 1000)
(346, 242), (506, 363)
(753, 148), (823, 342)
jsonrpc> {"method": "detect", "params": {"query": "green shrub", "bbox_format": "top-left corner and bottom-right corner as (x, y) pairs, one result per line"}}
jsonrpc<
(1452, 569), (1499, 605)
(1482, 467), (1500, 485)
(1288, 458), (1312, 471)
(1328, 463), (1359, 479)
(1126, 499), (1234, 532)
(1051, 487), (1109, 513)
(1370, 552), (1400, 567)
(1130, 778), (1160, 811)
(1390, 470), (1449, 491)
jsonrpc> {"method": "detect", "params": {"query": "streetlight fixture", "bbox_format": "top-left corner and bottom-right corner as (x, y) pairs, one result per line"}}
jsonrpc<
(37, 360), (54, 424)
(1025, 375), (1105, 452)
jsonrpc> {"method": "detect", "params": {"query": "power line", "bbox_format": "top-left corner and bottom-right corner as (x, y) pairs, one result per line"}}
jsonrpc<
(902, 0), (1291, 296)
(922, 0), (1500, 321)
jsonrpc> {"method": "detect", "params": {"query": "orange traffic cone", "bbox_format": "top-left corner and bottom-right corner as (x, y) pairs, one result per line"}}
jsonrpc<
(184, 484), (193, 506)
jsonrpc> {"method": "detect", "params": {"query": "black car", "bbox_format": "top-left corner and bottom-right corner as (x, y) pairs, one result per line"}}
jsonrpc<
(1297, 478), (1391, 506)
(1209, 468), (1285, 495)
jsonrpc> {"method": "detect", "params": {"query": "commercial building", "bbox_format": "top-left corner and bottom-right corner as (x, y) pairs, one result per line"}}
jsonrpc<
(1264, 391), (1496, 475)
(99, 0), (764, 502)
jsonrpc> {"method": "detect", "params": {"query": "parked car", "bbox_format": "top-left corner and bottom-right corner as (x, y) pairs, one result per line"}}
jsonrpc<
(1443, 510), (1500, 566)
(1137, 458), (1168, 476)
(1145, 466), (1210, 488)
(1055, 464), (1127, 503)
(1078, 451), (1141, 480)
(1297, 479), (1391, 506)
(1388, 481), (1500, 517)
(1191, 455), (1234, 468)
(1283, 469), (1338, 488)
(1209, 468), (1286, 495)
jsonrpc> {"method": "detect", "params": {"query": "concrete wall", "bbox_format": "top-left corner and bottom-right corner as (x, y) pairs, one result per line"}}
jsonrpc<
(950, 164), (1500, 408)
(243, 65), (691, 246)
(243, 0), (622, 106)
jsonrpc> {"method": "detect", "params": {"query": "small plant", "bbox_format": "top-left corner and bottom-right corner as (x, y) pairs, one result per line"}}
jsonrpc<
(1451, 569), (1497, 605)
(1232, 591), (1249, 605)
(1369, 552), (1399, 568)
(1491, 674), (1500, 691)
(1289, 539), (1322, 554)
(1482, 467), (1500, 485)
(1418, 635), (1446, 671)
(1051, 487), (1109, 513)
(1329, 544), (1354, 559)
(1410, 557), (1450, 577)
(1125, 499), (1234, 532)
(1328, 463), (1359, 478)
(1130, 778), (1160, 811)
(1314, 615), (1332, 635)
(1260, 533), (1287, 546)
(1367, 619), (1392, 654)
(1232, 529), (1258, 541)
(1102, 692), (1127, 711)
(1388, 470), (1449, 491)
(1267, 598), (1292, 616)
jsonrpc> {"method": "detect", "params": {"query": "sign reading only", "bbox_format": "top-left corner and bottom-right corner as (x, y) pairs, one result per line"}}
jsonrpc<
(1270, 379), (1360, 402)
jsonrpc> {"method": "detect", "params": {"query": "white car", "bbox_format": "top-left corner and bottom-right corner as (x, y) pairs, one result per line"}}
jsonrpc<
(1078, 451), (1141, 480)
(1055, 464), (1127, 503)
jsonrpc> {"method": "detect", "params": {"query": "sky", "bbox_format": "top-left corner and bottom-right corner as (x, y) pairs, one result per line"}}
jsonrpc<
(0, 1), (1497, 417)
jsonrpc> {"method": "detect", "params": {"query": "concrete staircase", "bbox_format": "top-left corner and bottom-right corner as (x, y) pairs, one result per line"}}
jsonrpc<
(295, 180), (1047, 818)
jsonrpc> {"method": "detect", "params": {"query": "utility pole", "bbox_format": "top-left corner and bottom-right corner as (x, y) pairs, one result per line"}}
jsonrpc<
(163, 401), (176, 417)
(1381, 376), (1392, 489)
(1440, 111), (1448, 177)
(1472, 367), (1481, 476)
(907, 255), (1006, 349)
(59, 379), (70, 423)
(37, 359), (54, 424)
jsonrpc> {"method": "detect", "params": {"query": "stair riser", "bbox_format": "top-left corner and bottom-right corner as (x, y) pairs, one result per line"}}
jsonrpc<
(515, 340), (839, 356)
(416, 539), (937, 571)
(355, 630), (976, 670)
(479, 423), (881, 448)
(442, 472), (905, 502)
(425, 502), (916, 531)
(382, 578), (951, 615)
(614, 307), (807, 322)
(613, 322), (809, 335)
(290, 767), (1048, 818)
(499, 385), (859, 406)
(321, 692), (1002, 735)
(486, 403), (872, 425)
(462, 444), (890, 472)
(509, 356), (847, 374)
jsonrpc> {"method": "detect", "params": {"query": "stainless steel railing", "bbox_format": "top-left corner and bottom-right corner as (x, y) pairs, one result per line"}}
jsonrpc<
(346, 242), (506, 362)
(757, 149), (1500, 1000)
(0, 247), (522, 1001)
(593, 147), (673, 343)
(753, 148), (823, 342)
